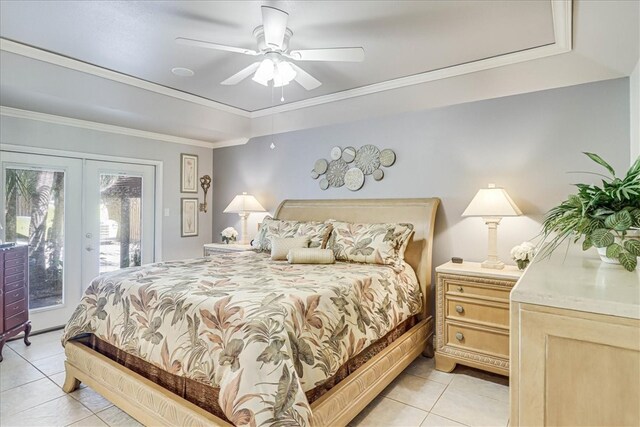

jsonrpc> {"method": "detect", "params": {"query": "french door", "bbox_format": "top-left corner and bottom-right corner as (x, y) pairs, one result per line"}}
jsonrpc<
(0, 152), (156, 331)
(81, 160), (155, 289)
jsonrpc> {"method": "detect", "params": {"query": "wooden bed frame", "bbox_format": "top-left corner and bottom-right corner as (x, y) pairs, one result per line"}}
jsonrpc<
(63, 198), (440, 427)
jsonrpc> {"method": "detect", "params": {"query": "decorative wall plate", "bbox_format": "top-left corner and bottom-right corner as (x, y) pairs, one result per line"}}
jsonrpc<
(314, 159), (328, 174)
(342, 146), (356, 163)
(330, 146), (342, 160)
(345, 167), (365, 191)
(319, 178), (329, 190)
(380, 149), (396, 167)
(355, 144), (381, 175)
(372, 169), (384, 181)
(327, 159), (348, 187)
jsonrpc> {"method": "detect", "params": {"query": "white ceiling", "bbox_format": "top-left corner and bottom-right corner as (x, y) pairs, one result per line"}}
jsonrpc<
(0, 1), (638, 147)
(0, 1), (555, 112)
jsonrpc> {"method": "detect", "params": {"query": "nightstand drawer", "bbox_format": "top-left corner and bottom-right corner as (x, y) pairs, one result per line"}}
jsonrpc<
(445, 279), (511, 301)
(446, 321), (509, 359)
(446, 297), (509, 328)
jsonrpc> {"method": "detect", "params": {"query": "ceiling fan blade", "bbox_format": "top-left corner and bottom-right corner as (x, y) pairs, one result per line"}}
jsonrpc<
(289, 63), (321, 91)
(221, 62), (261, 85)
(261, 6), (288, 49)
(176, 37), (258, 55)
(289, 47), (365, 62)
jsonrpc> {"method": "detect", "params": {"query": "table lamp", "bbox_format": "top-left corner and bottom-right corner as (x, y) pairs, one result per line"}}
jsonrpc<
(462, 184), (522, 269)
(223, 192), (266, 244)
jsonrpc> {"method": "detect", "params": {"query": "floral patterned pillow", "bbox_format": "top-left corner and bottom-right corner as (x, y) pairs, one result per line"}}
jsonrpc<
(328, 220), (414, 267)
(252, 216), (333, 252)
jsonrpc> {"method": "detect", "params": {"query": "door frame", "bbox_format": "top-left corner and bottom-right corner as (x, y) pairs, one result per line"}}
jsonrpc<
(0, 143), (163, 262)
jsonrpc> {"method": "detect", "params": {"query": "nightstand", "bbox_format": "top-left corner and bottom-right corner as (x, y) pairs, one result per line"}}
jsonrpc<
(203, 243), (253, 256)
(434, 261), (522, 376)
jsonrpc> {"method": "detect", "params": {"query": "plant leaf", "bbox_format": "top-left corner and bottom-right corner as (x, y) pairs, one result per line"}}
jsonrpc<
(606, 243), (623, 258)
(582, 236), (593, 251)
(618, 251), (638, 272)
(604, 210), (633, 231)
(624, 239), (640, 256)
(590, 229), (615, 248)
(584, 152), (615, 176)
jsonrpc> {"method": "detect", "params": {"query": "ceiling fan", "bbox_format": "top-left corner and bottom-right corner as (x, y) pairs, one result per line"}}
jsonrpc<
(176, 5), (365, 91)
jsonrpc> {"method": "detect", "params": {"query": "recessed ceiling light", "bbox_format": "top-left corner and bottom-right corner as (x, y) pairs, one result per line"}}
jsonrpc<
(171, 67), (194, 77)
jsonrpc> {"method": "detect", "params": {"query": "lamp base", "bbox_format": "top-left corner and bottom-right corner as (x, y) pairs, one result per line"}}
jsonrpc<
(481, 259), (505, 270)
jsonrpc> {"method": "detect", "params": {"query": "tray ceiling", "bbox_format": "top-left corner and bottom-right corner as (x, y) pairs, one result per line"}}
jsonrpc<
(0, 1), (555, 112)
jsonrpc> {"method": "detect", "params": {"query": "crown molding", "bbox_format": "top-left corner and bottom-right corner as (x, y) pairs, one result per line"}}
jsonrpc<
(251, 0), (573, 117)
(0, 38), (251, 118)
(0, 106), (249, 148)
(0, 1), (572, 120)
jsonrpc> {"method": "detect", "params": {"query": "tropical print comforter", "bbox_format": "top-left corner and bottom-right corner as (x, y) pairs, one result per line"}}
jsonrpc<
(62, 251), (422, 426)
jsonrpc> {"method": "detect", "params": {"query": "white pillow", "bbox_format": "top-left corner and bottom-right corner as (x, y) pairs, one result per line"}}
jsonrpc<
(270, 236), (310, 260)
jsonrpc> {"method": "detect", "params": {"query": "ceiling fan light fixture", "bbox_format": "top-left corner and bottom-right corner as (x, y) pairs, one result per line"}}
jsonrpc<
(277, 61), (296, 83)
(252, 59), (274, 86)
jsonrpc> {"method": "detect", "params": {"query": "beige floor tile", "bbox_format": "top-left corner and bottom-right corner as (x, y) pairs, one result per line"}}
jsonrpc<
(350, 395), (428, 427)
(431, 388), (509, 427)
(0, 348), (45, 392)
(447, 373), (509, 403)
(32, 351), (67, 376)
(96, 406), (143, 427)
(70, 386), (113, 413)
(381, 372), (447, 411)
(0, 395), (91, 427)
(421, 413), (467, 427)
(8, 337), (65, 362)
(0, 377), (65, 416)
(67, 414), (109, 427)
(405, 356), (455, 385)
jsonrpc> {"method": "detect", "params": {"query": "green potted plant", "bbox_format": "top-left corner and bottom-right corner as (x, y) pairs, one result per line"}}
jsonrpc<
(540, 153), (640, 271)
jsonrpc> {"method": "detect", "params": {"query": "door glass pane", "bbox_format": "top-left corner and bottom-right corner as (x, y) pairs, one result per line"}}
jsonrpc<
(5, 168), (65, 309)
(100, 174), (142, 273)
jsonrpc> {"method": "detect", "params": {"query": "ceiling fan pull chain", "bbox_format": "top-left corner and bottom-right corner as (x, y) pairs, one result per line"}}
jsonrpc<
(281, 84), (285, 102)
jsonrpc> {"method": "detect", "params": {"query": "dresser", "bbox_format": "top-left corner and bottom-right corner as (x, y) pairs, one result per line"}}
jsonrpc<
(0, 244), (31, 362)
(434, 261), (521, 376)
(203, 243), (253, 256)
(510, 245), (639, 426)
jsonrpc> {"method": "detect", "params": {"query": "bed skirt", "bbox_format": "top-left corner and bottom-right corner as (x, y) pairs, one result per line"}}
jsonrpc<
(71, 315), (418, 423)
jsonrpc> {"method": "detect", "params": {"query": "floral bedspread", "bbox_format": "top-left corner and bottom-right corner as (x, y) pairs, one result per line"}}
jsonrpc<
(62, 251), (421, 426)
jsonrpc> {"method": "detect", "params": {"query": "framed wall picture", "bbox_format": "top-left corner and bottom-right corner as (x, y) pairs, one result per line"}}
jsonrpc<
(181, 198), (199, 237)
(180, 153), (198, 193)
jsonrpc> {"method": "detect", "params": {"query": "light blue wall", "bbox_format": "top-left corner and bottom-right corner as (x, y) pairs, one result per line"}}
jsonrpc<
(213, 78), (630, 270)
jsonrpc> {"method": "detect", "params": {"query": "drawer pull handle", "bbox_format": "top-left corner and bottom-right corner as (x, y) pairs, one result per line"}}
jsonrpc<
(455, 305), (464, 313)
(457, 286), (464, 292)
(455, 332), (464, 341)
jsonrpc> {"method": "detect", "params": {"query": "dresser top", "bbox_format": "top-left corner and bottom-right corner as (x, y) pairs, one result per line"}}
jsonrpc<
(511, 243), (640, 319)
(436, 261), (522, 281)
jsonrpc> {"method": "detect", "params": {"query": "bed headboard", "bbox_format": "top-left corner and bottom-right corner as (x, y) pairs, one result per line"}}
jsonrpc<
(274, 198), (440, 319)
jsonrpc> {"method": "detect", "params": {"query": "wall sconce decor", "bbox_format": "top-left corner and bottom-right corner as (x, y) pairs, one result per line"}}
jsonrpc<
(199, 175), (211, 213)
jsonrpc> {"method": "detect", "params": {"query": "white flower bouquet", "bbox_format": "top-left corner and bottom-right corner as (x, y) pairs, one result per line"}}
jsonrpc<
(511, 241), (536, 270)
(221, 227), (238, 244)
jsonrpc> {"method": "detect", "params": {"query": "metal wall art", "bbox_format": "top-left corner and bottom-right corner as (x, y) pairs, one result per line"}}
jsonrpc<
(311, 144), (396, 191)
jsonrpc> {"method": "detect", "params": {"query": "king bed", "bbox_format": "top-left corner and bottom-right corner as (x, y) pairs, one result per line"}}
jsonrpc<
(61, 198), (439, 426)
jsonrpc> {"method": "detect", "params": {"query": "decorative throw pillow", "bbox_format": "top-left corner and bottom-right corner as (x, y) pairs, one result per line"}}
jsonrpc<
(328, 220), (414, 267)
(252, 217), (333, 252)
(287, 248), (335, 264)
(297, 222), (333, 249)
(270, 236), (310, 260)
(252, 216), (300, 251)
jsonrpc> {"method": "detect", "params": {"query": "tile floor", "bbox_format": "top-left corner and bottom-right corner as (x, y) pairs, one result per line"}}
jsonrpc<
(1, 329), (509, 427)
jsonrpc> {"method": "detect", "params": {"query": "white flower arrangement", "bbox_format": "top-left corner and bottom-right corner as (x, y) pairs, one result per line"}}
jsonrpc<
(221, 227), (239, 244)
(511, 241), (536, 270)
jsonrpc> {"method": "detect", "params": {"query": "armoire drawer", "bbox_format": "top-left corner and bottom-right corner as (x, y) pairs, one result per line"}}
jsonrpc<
(4, 287), (25, 305)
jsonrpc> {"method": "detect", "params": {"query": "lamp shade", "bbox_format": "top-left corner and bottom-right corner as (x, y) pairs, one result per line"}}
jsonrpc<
(462, 184), (522, 217)
(223, 192), (266, 213)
